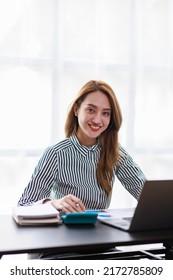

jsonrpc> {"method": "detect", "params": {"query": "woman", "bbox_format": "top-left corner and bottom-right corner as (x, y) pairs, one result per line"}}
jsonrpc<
(18, 80), (146, 212)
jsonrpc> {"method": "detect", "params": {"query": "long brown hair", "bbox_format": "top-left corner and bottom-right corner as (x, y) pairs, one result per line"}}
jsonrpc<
(65, 80), (122, 196)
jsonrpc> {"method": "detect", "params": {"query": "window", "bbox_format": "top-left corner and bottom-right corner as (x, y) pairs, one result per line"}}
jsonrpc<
(0, 0), (173, 213)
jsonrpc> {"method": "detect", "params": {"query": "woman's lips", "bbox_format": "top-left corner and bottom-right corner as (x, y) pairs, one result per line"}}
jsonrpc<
(89, 124), (101, 132)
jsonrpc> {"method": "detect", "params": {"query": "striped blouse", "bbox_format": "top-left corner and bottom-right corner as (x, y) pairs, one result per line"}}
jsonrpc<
(18, 134), (146, 209)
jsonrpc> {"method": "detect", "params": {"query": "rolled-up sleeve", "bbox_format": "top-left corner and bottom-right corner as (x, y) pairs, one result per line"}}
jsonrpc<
(115, 145), (147, 200)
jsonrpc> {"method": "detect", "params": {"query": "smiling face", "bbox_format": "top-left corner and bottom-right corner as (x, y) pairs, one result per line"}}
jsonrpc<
(74, 90), (111, 146)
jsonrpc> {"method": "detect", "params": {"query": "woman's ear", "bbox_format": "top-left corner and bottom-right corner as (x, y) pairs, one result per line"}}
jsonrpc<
(74, 103), (78, 117)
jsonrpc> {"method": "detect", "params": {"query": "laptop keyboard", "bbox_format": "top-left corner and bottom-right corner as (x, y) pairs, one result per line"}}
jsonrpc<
(123, 217), (132, 222)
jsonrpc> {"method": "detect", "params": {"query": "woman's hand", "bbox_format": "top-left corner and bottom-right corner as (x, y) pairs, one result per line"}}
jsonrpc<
(44, 194), (85, 213)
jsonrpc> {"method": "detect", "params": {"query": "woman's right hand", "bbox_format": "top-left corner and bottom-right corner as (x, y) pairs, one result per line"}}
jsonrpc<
(44, 194), (85, 214)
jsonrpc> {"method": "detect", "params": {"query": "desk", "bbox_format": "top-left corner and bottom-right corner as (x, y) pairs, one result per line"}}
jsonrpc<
(1, 215), (173, 259)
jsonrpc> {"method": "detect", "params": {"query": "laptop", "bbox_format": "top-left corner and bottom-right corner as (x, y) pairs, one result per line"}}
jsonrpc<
(98, 180), (173, 232)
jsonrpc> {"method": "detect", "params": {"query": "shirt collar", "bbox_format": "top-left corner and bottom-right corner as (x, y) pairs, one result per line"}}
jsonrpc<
(70, 134), (100, 156)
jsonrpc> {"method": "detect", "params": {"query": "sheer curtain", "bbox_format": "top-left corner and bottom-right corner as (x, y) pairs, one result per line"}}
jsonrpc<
(0, 0), (173, 213)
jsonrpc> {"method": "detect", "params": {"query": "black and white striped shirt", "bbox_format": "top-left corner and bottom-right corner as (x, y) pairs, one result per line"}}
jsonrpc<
(18, 134), (146, 209)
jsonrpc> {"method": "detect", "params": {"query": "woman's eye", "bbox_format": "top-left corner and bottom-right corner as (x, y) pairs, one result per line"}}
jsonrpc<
(103, 111), (110, 116)
(87, 108), (94, 113)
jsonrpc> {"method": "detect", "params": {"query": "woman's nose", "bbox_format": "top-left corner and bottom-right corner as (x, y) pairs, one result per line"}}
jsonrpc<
(92, 113), (102, 124)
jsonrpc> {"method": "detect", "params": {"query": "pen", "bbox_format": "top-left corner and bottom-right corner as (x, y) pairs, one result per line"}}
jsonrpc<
(85, 209), (105, 213)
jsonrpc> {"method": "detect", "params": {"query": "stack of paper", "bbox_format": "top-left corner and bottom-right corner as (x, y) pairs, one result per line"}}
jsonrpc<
(12, 204), (62, 225)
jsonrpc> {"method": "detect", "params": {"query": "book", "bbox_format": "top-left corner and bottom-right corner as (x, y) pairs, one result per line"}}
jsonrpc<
(12, 204), (62, 225)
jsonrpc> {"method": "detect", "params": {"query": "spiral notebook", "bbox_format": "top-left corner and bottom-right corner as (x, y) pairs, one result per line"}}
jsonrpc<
(12, 204), (62, 225)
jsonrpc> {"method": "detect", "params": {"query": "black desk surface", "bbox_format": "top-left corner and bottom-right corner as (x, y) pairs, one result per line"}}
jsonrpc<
(1, 215), (173, 256)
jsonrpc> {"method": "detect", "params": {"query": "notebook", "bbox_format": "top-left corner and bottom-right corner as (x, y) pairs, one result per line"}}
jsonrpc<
(98, 180), (173, 232)
(12, 204), (62, 225)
